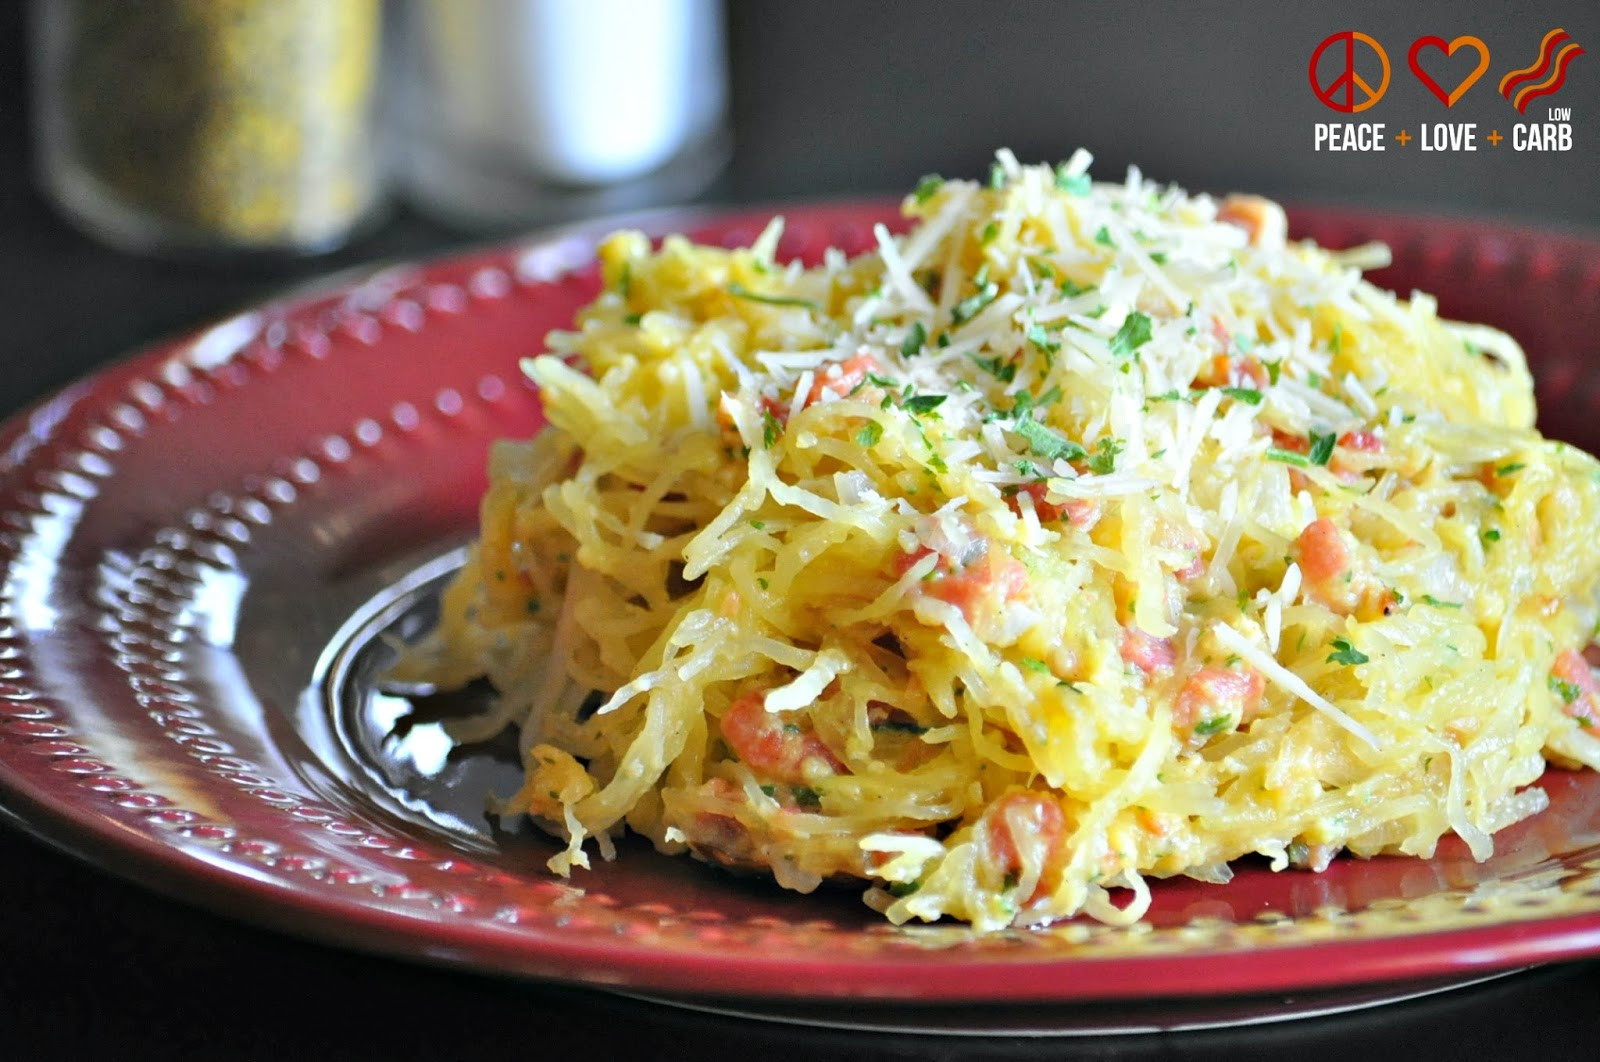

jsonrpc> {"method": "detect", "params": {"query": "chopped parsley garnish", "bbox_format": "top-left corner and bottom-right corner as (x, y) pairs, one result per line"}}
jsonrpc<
(1328, 323), (1343, 353)
(1550, 674), (1583, 704)
(1026, 323), (1061, 354)
(622, 312), (643, 325)
(969, 353), (1018, 382)
(1147, 389), (1183, 403)
(761, 408), (783, 448)
(900, 321), (927, 358)
(1088, 436), (1123, 475)
(1054, 167), (1091, 196)
(856, 421), (883, 447)
(726, 282), (819, 310)
(979, 221), (1001, 243)
(1015, 418), (1087, 462)
(1109, 311), (1153, 359)
(792, 785), (822, 809)
(1308, 430), (1338, 466)
(1093, 225), (1114, 247)
(903, 394), (947, 416)
(1263, 358), (1283, 385)
(1495, 462), (1525, 476)
(756, 577), (770, 590)
(1420, 594), (1462, 609)
(1019, 656), (1052, 674)
(1193, 715), (1233, 736)
(1481, 528), (1501, 544)
(951, 281), (1000, 324)
(1266, 447), (1311, 467)
(1220, 387), (1263, 405)
(913, 174), (943, 203)
(1327, 638), (1369, 666)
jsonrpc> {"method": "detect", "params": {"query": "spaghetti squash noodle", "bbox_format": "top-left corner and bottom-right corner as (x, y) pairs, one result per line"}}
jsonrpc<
(395, 150), (1600, 929)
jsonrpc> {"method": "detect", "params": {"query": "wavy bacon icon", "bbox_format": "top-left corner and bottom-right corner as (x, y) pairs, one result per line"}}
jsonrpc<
(1499, 27), (1584, 114)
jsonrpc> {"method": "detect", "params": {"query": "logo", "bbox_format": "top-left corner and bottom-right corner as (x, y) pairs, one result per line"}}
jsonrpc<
(1407, 35), (1490, 107)
(1309, 31), (1390, 112)
(1499, 27), (1585, 114)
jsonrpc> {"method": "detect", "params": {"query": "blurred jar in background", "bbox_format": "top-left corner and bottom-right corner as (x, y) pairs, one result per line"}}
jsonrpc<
(390, 0), (730, 231)
(30, 0), (385, 258)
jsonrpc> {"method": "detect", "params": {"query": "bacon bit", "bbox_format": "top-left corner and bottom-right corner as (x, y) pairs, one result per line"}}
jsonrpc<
(1008, 482), (1100, 530)
(1551, 649), (1600, 730)
(1121, 627), (1177, 675)
(897, 543), (1028, 626)
(1237, 357), (1270, 390)
(719, 691), (846, 784)
(1329, 429), (1384, 481)
(1172, 666), (1265, 747)
(1295, 517), (1390, 617)
(1193, 351), (1269, 392)
(1294, 517), (1356, 614)
(716, 392), (789, 447)
(1339, 430), (1382, 453)
(1136, 807), (1172, 837)
(1271, 428), (1308, 455)
(981, 791), (1067, 903)
(1296, 518), (1348, 587)
(685, 778), (756, 868)
(1158, 522), (1206, 582)
(1217, 194), (1288, 250)
(1194, 352), (1233, 389)
(805, 351), (880, 406)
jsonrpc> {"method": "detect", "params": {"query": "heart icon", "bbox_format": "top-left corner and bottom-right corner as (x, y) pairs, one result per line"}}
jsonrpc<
(1408, 35), (1491, 106)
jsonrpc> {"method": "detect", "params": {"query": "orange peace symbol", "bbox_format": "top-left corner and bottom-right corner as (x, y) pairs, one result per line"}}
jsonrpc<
(1309, 31), (1392, 113)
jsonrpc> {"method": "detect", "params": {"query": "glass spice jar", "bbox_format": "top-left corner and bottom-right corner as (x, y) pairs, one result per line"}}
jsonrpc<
(29, 0), (386, 257)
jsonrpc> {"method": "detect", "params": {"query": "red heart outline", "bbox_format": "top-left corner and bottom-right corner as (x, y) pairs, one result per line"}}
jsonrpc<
(1408, 35), (1492, 107)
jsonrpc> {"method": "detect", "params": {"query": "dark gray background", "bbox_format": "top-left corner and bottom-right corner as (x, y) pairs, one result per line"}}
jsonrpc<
(723, 0), (1598, 231)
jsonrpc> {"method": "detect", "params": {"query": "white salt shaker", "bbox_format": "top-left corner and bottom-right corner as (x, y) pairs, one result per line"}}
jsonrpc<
(391, 0), (730, 229)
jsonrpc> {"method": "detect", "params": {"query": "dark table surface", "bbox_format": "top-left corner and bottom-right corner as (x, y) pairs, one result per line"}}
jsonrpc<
(4, 3), (1600, 1058)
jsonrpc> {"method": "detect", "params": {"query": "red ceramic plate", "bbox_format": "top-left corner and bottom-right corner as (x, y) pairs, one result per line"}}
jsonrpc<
(3, 202), (1600, 1029)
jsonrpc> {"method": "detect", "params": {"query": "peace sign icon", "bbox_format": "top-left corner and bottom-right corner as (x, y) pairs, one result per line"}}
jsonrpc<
(1309, 31), (1391, 113)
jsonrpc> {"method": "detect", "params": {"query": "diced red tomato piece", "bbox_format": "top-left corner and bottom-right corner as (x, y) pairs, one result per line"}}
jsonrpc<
(1551, 649), (1600, 730)
(719, 691), (845, 784)
(1007, 482), (1100, 529)
(1271, 428), (1309, 455)
(1120, 627), (1176, 674)
(805, 352), (880, 406)
(981, 791), (1067, 902)
(1194, 352), (1232, 389)
(1295, 517), (1349, 589)
(1172, 666), (1265, 745)
(1338, 430), (1382, 453)
(897, 543), (1029, 626)
(1217, 194), (1287, 248)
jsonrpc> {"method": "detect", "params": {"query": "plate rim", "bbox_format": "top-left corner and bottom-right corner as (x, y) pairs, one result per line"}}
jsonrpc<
(2, 199), (1600, 1007)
